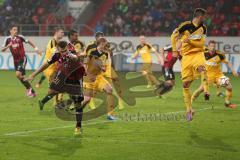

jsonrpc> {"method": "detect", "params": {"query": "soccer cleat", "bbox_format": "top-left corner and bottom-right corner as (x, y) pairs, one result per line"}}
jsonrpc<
(217, 92), (225, 98)
(26, 88), (36, 97)
(204, 93), (210, 101)
(186, 111), (193, 121)
(38, 100), (44, 111)
(74, 127), (82, 135)
(107, 115), (117, 121)
(225, 103), (237, 109)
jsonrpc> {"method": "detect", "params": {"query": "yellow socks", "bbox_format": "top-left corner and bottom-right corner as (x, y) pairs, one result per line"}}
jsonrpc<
(183, 87), (192, 112)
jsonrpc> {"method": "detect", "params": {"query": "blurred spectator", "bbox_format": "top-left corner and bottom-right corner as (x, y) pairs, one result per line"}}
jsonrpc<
(100, 0), (240, 36)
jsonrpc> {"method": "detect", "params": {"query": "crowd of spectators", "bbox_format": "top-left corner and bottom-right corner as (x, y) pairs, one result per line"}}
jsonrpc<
(0, 0), (74, 36)
(97, 0), (240, 36)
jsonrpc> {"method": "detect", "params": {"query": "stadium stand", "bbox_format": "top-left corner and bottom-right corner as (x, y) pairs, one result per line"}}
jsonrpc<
(0, 0), (239, 36)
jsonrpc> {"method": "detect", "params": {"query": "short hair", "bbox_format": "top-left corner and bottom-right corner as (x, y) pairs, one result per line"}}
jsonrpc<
(53, 27), (64, 34)
(96, 37), (107, 46)
(95, 31), (104, 39)
(193, 8), (206, 18)
(9, 24), (18, 30)
(57, 41), (68, 48)
(68, 29), (78, 38)
(208, 40), (216, 45)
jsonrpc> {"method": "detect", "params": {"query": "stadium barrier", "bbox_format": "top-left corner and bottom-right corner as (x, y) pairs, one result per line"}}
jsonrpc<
(0, 37), (239, 72)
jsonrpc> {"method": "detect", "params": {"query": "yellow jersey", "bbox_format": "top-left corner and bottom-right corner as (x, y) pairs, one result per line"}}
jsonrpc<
(44, 38), (58, 71)
(204, 49), (227, 74)
(134, 43), (156, 63)
(171, 21), (207, 56)
(73, 40), (85, 53)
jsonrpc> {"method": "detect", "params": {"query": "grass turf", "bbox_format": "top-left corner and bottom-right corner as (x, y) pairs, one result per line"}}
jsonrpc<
(0, 70), (239, 160)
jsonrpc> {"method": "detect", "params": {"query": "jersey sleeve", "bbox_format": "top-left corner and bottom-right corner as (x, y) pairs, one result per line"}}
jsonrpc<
(18, 35), (29, 43)
(171, 21), (191, 52)
(2, 37), (9, 47)
(47, 52), (59, 65)
(217, 51), (227, 63)
(44, 40), (55, 62)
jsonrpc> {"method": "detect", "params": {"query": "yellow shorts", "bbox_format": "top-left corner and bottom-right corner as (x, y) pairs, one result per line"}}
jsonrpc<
(103, 66), (118, 79)
(141, 63), (152, 74)
(207, 72), (224, 85)
(83, 75), (111, 96)
(181, 52), (205, 82)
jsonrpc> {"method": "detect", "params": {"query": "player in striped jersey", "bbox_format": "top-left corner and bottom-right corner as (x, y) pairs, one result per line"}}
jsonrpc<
(1, 25), (42, 97)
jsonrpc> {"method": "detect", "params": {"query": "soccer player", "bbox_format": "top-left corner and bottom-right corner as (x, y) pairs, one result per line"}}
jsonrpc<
(132, 35), (162, 88)
(1, 25), (42, 97)
(155, 45), (176, 96)
(25, 41), (85, 135)
(170, 8), (209, 121)
(67, 29), (85, 53)
(191, 40), (239, 108)
(35, 27), (64, 104)
(82, 37), (116, 120)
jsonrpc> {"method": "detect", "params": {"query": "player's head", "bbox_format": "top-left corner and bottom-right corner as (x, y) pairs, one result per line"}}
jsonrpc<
(9, 25), (18, 36)
(193, 8), (207, 23)
(57, 41), (68, 54)
(54, 27), (64, 40)
(96, 37), (108, 51)
(95, 31), (104, 41)
(68, 29), (78, 42)
(208, 40), (216, 52)
(139, 35), (145, 45)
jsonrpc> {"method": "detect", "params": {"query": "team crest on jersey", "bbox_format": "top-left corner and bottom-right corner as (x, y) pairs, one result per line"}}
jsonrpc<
(12, 43), (19, 48)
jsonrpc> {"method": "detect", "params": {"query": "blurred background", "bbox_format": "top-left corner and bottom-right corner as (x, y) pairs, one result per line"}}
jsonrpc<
(0, 0), (239, 36)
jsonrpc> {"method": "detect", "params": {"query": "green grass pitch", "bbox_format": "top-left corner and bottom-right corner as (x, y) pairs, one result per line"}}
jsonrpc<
(0, 70), (239, 160)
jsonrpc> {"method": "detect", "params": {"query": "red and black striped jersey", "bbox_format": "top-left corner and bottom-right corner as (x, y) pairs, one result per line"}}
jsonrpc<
(48, 50), (85, 81)
(2, 35), (28, 62)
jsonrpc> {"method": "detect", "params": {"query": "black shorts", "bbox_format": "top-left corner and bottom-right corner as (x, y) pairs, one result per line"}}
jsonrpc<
(14, 57), (27, 75)
(50, 71), (83, 95)
(162, 67), (175, 81)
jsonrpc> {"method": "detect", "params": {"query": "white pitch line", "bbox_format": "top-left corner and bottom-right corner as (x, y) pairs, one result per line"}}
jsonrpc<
(3, 106), (216, 136)
(4, 120), (111, 136)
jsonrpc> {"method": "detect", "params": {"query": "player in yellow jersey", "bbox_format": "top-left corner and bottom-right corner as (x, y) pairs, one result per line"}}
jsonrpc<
(132, 35), (162, 88)
(35, 27), (64, 105)
(191, 40), (239, 108)
(84, 32), (124, 111)
(171, 8), (209, 121)
(82, 37), (116, 120)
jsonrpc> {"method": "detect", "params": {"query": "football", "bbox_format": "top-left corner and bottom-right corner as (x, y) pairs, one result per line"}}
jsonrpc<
(218, 76), (230, 87)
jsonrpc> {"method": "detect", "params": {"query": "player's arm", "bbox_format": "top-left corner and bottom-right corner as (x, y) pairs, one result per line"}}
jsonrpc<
(26, 62), (50, 82)
(132, 47), (140, 59)
(1, 38), (11, 52)
(219, 52), (238, 77)
(19, 35), (42, 55)
(26, 53), (58, 81)
(223, 60), (239, 77)
(150, 45), (162, 64)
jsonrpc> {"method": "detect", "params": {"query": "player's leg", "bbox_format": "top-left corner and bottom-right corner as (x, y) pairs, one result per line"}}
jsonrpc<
(216, 85), (225, 97)
(199, 67), (210, 100)
(224, 82), (236, 108)
(100, 79), (115, 120)
(38, 89), (58, 110)
(181, 55), (195, 121)
(35, 74), (46, 88)
(15, 59), (36, 97)
(191, 84), (204, 103)
(155, 68), (175, 96)
(69, 94), (84, 135)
